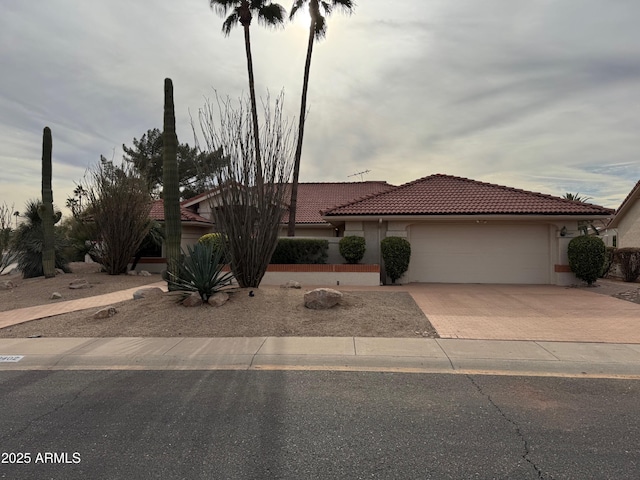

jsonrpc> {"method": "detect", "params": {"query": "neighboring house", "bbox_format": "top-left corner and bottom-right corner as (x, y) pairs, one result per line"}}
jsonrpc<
(181, 182), (395, 237)
(604, 179), (640, 248)
(322, 174), (614, 285)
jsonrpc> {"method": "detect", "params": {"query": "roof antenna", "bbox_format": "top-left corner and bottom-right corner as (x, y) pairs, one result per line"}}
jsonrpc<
(347, 169), (371, 182)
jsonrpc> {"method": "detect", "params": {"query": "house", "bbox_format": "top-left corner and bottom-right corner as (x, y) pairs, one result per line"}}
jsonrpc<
(322, 174), (614, 285)
(140, 199), (213, 262)
(604, 179), (640, 248)
(149, 175), (614, 285)
(181, 182), (395, 237)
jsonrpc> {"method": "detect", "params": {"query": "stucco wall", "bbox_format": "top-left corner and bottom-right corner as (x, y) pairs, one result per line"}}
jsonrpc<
(617, 200), (640, 248)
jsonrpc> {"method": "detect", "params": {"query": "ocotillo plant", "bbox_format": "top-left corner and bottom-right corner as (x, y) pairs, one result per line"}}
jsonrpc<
(162, 78), (181, 289)
(39, 126), (56, 278)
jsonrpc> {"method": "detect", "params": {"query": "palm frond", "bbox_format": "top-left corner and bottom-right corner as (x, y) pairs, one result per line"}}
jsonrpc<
(258, 3), (286, 27)
(222, 11), (240, 35)
(289, 0), (305, 19)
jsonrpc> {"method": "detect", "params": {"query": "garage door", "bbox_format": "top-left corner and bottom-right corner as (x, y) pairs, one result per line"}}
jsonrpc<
(408, 223), (551, 284)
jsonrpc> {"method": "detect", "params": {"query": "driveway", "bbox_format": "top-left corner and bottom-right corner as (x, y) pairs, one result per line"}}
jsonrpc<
(401, 283), (640, 343)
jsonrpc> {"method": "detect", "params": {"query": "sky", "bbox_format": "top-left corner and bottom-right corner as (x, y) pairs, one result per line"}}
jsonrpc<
(1, 0), (640, 221)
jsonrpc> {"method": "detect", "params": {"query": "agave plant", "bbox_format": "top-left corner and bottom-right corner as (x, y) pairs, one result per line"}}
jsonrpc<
(168, 242), (234, 301)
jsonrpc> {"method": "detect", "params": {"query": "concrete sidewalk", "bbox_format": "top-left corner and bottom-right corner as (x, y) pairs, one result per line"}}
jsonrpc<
(1, 336), (639, 378)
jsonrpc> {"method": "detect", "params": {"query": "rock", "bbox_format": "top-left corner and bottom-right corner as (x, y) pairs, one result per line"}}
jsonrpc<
(50, 292), (63, 300)
(133, 287), (164, 300)
(182, 292), (203, 307)
(93, 306), (117, 319)
(138, 270), (152, 277)
(127, 270), (138, 276)
(208, 291), (229, 307)
(281, 280), (301, 289)
(0, 280), (16, 290)
(304, 288), (343, 310)
(68, 278), (91, 289)
(55, 268), (65, 275)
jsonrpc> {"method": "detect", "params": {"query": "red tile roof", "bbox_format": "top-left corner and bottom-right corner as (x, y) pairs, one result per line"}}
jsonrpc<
(281, 182), (395, 224)
(149, 199), (212, 224)
(323, 174), (615, 217)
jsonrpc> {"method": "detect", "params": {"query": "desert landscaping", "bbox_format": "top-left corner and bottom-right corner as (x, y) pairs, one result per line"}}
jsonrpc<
(0, 262), (437, 339)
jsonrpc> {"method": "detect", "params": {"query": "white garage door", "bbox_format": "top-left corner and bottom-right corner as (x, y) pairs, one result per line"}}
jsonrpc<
(408, 224), (551, 284)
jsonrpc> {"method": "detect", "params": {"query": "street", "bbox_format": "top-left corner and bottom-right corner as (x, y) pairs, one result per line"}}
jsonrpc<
(1, 371), (638, 479)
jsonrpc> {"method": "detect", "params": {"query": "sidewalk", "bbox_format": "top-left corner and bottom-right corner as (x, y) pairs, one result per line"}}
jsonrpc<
(1, 336), (640, 378)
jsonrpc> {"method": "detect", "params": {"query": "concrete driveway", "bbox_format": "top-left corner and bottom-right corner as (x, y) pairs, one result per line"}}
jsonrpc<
(401, 283), (640, 343)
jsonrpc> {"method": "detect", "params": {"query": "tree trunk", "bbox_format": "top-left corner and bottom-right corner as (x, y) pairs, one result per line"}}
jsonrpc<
(243, 24), (263, 191)
(288, 8), (317, 237)
(163, 78), (182, 290)
(39, 126), (56, 278)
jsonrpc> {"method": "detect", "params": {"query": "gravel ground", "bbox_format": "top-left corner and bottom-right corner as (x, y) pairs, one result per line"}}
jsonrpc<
(0, 263), (438, 339)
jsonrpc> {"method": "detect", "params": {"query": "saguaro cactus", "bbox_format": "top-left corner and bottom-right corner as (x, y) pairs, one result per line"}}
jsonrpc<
(162, 78), (181, 289)
(39, 126), (56, 278)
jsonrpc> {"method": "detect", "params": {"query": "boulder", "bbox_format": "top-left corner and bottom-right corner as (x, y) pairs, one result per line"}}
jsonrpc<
(93, 306), (117, 319)
(304, 288), (343, 310)
(208, 291), (229, 307)
(50, 292), (63, 300)
(281, 280), (301, 289)
(0, 280), (17, 290)
(55, 268), (65, 275)
(182, 292), (203, 307)
(133, 287), (164, 300)
(68, 278), (91, 289)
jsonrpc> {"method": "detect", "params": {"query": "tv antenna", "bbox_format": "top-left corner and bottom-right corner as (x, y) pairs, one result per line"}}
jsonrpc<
(348, 169), (371, 182)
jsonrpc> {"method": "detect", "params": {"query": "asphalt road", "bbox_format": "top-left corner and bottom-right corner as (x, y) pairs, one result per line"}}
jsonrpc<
(0, 371), (638, 479)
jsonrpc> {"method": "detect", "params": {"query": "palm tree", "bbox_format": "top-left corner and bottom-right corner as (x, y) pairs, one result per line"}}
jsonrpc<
(209, 0), (286, 187)
(563, 192), (592, 203)
(287, 0), (355, 236)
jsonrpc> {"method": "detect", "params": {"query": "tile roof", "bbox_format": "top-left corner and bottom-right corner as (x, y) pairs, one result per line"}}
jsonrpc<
(281, 182), (395, 224)
(149, 199), (213, 224)
(323, 174), (615, 217)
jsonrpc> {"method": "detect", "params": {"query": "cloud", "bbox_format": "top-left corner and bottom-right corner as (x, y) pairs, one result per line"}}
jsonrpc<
(1, 0), (639, 216)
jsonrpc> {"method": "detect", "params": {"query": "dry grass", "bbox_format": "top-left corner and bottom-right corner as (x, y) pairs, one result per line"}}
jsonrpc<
(0, 263), (438, 339)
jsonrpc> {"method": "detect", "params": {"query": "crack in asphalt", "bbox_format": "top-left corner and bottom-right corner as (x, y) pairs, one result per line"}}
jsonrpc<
(466, 374), (552, 480)
(0, 371), (124, 443)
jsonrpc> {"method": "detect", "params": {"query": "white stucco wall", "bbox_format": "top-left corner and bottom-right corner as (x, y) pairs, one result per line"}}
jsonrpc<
(616, 200), (640, 248)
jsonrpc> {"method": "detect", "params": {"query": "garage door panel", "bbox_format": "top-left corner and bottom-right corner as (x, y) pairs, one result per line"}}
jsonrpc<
(409, 224), (550, 284)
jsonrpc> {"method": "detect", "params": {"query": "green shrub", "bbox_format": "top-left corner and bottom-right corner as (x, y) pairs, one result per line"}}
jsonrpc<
(199, 233), (230, 263)
(270, 238), (328, 264)
(381, 236), (411, 283)
(614, 248), (640, 283)
(168, 242), (234, 301)
(600, 246), (616, 278)
(339, 236), (366, 264)
(13, 200), (70, 278)
(568, 235), (605, 285)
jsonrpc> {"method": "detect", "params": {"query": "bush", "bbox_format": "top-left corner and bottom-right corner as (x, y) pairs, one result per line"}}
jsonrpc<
(381, 236), (411, 284)
(168, 242), (234, 301)
(270, 238), (328, 264)
(199, 233), (230, 263)
(568, 235), (605, 285)
(12, 200), (70, 278)
(339, 236), (366, 264)
(615, 248), (640, 283)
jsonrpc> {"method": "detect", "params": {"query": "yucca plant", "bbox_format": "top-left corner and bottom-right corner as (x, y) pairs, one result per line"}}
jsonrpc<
(168, 242), (235, 301)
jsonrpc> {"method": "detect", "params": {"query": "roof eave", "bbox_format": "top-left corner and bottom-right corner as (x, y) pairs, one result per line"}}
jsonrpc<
(322, 213), (613, 223)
